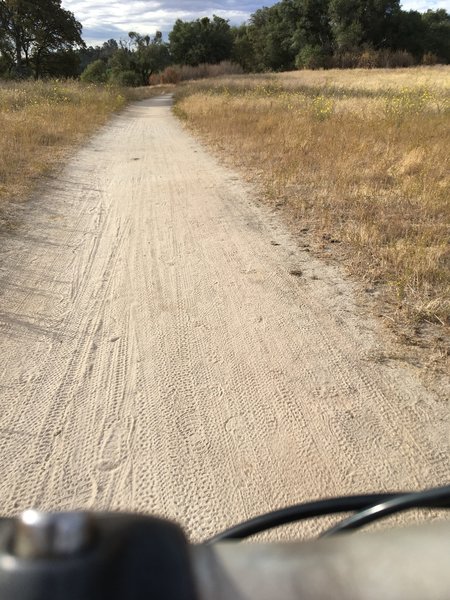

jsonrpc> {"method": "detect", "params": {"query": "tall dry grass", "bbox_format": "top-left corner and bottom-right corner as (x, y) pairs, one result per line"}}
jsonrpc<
(0, 80), (170, 224)
(175, 67), (450, 347)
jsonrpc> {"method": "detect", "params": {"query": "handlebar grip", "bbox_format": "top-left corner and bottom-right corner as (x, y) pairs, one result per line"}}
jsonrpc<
(192, 521), (450, 600)
(0, 512), (197, 600)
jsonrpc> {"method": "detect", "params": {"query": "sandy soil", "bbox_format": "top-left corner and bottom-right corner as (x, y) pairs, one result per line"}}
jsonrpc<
(0, 96), (448, 541)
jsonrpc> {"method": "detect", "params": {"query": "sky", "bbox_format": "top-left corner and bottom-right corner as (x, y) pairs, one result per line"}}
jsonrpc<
(61, 0), (450, 46)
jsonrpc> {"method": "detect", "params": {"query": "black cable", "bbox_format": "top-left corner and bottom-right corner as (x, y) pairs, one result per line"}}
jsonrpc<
(206, 493), (401, 543)
(320, 485), (450, 538)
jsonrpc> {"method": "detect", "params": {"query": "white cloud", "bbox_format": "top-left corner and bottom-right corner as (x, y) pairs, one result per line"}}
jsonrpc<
(62, 0), (258, 44)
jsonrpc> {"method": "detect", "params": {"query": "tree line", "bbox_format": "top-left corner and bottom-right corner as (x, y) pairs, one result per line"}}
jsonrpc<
(1, 0), (449, 83)
(233, 0), (450, 70)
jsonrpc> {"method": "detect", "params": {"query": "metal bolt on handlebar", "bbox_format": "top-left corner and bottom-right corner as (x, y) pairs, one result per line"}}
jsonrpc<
(12, 511), (95, 559)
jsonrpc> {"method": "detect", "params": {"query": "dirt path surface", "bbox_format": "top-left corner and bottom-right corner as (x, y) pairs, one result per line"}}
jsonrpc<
(0, 96), (448, 540)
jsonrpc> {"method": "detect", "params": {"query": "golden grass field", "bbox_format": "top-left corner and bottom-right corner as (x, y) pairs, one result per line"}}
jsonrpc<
(175, 66), (450, 350)
(0, 80), (170, 225)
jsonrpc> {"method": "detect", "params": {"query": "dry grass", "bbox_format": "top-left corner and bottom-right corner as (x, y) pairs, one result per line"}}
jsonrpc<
(197, 65), (450, 94)
(275, 65), (450, 93)
(0, 80), (171, 223)
(174, 67), (450, 349)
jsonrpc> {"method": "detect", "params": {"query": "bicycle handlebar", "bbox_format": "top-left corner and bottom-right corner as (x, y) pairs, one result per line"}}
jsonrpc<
(194, 521), (450, 600)
(0, 510), (449, 599)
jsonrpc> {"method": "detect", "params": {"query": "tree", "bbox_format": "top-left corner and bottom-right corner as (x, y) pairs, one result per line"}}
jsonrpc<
(0, 22), (14, 74)
(246, 4), (297, 71)
(128, 31), (170, 85)
(231, 25), (256, 72)
(105, 32), (170, 86)
(290, 0), (333, 65)
(169, 16), (233, 66)
(31, 1), (84, 79)
(105, 46), (138, 85)
(291, 0), (332, 52)
(99, 38), (118, 61)
(328, 0), (401, 52)
(0, 0), (84, 78)
(240, 0), (333, 72)
(231, 0), (449, 72)
(390, 10), (425, 58)
(421, 9), (450, 63)
(80, 31), (171, 87)
(0, 48), (13, 75)
(76, 40), (118, 75)
(40, 48), (80, 78)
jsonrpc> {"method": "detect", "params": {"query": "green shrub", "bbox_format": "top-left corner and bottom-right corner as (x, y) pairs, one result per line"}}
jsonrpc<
(295, 46), (327, 70)
(80, 60), (107, 83)
(109, 70), (141, 87)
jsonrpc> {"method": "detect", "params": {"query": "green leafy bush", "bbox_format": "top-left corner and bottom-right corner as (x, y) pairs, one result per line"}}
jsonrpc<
(109, 70), (141, 87)
(80, 60), (107, 83)
(81, 60), (107, 83)
(295, 46), (327, 70)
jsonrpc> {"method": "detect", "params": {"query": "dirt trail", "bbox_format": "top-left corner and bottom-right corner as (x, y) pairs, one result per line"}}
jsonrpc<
(0, 96), (448, 540)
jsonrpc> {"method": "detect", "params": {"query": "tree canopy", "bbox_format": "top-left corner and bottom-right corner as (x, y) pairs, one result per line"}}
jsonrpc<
(80, 31), (170, 86)
(231, 0), (450, 71)
(169, 16), (233, 66)
(0, 0), (84, 78)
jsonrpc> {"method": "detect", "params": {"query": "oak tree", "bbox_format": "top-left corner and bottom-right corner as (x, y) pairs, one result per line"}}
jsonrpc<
(0, 0), (84, 78)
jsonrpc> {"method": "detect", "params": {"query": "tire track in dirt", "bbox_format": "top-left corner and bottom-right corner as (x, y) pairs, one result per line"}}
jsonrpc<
(0, 95), (448, 539)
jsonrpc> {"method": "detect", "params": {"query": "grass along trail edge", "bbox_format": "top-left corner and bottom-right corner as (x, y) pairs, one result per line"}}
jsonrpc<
(174, 67), (450, 360)
(0, 80), (172, 228)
